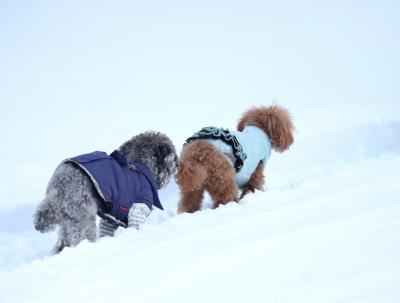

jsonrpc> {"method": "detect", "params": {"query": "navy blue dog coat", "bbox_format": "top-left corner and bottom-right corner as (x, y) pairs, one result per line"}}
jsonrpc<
(65, 150), (162, 227)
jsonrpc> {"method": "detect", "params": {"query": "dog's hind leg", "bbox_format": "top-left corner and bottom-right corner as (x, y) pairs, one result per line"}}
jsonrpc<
(53, 226), (67, 254)
(53, 219), (90, 254)
(52, 201), (98, 254)
(178, 189), (205, 213)
(84, 215), (97, 243)
(207, 176), (238, 209)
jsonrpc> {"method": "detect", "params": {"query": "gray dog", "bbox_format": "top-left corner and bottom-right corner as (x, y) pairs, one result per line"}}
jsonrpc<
(34, 131), (178, 254)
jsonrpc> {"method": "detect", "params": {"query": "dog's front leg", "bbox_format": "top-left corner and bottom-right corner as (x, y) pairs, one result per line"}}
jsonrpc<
(239, 161), (265, 200)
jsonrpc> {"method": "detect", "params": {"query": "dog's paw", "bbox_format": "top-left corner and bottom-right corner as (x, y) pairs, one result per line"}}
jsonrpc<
(52, 240), (66, 254)
(239, 188), (254, 200)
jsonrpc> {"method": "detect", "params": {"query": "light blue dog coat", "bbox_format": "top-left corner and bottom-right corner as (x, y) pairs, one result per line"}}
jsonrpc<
(186, 125), (271, 188)
(209, 126), (271, 187)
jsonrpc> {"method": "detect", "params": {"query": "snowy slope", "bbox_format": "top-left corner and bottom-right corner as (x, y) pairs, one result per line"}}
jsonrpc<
(0, 114), (399, 303)
(1, 1), (399, 302)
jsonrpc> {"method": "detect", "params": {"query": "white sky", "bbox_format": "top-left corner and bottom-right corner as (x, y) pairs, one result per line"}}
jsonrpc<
(0, 0), (399, 205)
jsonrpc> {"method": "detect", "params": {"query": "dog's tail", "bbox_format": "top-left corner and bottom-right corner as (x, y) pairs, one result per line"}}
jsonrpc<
(33, 192), (61, 233)
(175, 160), (207, 192)
(237, 105), (295, 152)
(175, 141), (224, 191)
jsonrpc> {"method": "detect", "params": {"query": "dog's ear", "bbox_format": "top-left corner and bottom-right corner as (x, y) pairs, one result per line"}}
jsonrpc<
(237, 105), (294, 152)
(156, 144), (169, 160)
(155, 141), (176, 165)
(237, 119), (246, 132)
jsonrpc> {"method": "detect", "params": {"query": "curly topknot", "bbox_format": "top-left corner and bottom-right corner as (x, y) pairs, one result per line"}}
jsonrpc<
(236, 105), (294, 152)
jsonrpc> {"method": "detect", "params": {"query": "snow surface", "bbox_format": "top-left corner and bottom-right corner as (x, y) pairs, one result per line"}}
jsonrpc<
(1, 105), (399, 303)
(1, 1), (400, 302)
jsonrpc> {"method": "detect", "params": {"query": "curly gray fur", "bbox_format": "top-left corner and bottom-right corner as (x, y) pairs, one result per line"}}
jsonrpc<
(119, 131), (178, 188)
(34, 131), (177, 254)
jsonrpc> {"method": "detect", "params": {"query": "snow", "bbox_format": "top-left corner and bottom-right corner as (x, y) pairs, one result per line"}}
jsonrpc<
(1, 1), (400, 302)
(1, 111), (399, 303)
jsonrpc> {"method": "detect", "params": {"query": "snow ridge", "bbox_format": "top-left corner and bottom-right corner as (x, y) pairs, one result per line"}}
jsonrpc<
(0, 121), (399, 303)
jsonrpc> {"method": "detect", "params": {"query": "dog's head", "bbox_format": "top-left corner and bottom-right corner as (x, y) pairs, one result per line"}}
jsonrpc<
(236, 105), (294, 152)
(119, 131), (178, 188)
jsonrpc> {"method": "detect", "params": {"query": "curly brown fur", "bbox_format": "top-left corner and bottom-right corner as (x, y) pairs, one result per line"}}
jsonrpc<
(177, 105), (294, 213)
(237, 105), (294, 152)
(176, 141), (238, 213)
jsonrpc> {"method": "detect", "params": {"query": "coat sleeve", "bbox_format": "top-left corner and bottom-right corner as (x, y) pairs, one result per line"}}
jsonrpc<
(99, 219), (118, 238)
(128, 203), (152, 230)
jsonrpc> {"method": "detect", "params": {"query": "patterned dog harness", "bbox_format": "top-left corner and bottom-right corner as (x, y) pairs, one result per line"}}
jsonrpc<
(185, 127), (247, 172)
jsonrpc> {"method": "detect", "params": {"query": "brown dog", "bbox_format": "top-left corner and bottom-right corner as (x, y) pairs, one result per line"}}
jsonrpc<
(176, 105), (294, 213)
